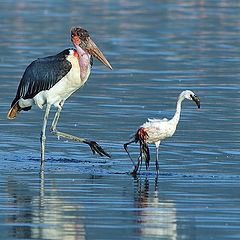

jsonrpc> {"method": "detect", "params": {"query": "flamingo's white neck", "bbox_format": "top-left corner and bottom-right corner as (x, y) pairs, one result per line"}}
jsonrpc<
(170, 94), (185, 126)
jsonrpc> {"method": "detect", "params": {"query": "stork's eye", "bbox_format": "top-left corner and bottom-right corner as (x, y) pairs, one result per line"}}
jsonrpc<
(76, 29), (89, 41)
(77, 31), (83, 38)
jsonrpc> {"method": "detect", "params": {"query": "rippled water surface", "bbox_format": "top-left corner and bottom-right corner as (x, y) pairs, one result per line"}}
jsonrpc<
(0, 0), (240, 239)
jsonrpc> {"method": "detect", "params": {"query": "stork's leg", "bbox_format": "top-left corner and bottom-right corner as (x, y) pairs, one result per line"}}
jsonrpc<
(124, 140), (137, 168)
(50, 102), (111, 158)
(41, 104), (51, 168)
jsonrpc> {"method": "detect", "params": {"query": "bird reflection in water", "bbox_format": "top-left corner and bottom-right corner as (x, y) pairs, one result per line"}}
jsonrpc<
(6, 172), (86, 240)
(134, 176), (177, 240)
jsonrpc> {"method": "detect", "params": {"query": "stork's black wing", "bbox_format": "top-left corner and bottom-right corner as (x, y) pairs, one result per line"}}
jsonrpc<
(11, 49), (73, 107)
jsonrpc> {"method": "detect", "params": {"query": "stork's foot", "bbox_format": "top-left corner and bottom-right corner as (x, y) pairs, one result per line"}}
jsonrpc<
(83, 140), (111, 158)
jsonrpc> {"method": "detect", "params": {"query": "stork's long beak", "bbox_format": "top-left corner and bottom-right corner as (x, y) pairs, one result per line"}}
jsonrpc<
(192, 95), (200, 109)
(86, 38), (112, 70)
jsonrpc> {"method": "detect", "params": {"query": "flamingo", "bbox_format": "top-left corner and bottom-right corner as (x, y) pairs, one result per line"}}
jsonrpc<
(7, 27), (112, 168)
(124, 90), (200, 175)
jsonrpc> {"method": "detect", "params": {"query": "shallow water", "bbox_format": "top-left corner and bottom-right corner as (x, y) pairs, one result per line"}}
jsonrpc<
(0, 0), (240, 239)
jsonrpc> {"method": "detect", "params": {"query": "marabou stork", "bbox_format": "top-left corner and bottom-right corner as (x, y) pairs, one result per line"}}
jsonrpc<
(7, 27), (112, 168)
(124, 90), (200, 175)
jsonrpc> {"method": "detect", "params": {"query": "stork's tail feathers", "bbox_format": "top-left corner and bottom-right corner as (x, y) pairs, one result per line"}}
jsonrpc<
(7, 100), (32, 119)
(7, 102), (22, 119)
(136, 128), (150, 169)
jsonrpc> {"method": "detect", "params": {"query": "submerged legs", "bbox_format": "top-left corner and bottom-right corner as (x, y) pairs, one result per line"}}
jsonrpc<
(124, 140), (160, 175)
(132, 154), (142, 175)
(124, 140), (145, 175)
(124, 140), (137, 169)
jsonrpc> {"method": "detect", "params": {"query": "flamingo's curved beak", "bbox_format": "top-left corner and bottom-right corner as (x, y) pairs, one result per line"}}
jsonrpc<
(192, 95), (200, 108)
